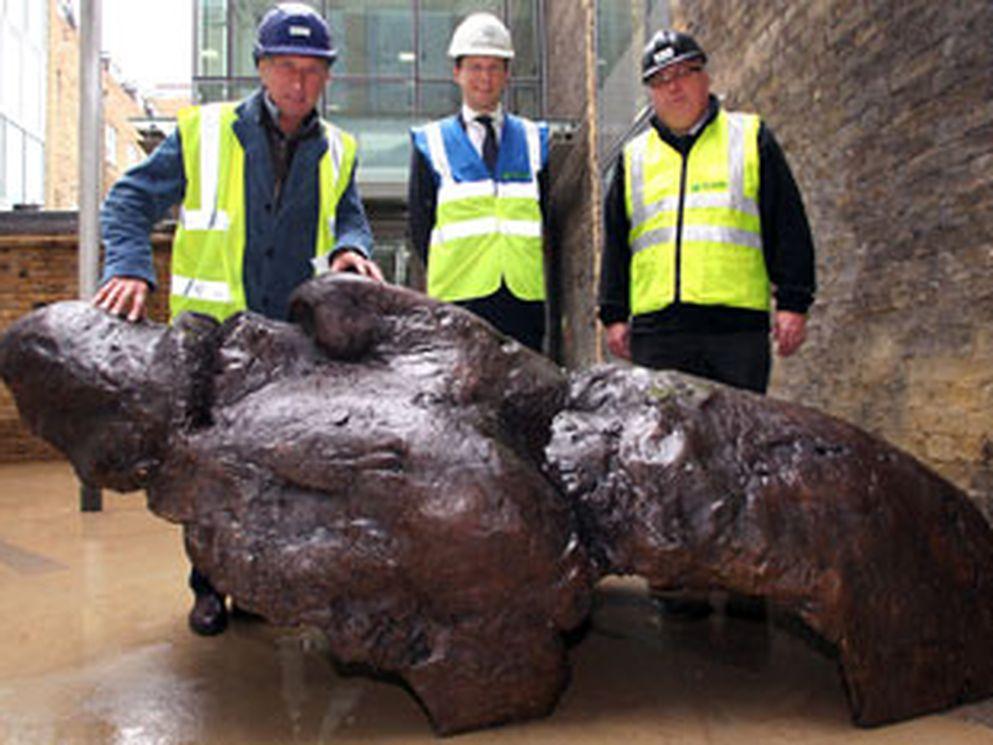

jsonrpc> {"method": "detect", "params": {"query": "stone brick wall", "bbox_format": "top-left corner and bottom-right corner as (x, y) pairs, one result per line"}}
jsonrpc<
(669, 0), (993, 516)
(545, 0), (602, 368)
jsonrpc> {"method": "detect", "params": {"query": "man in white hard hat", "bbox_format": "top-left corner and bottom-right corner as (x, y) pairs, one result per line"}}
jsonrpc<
(408, 12), (553, 353)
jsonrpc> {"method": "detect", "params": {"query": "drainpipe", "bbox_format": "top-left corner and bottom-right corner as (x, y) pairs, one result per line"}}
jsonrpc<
(78, 0), (103, 512)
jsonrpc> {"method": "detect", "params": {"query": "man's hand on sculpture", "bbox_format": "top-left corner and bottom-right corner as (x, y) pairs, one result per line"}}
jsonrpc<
(93, 276), (150, 323)
(773, 310), (807, 357)
(605, 321), (631, 361)
(331, 249), (385, 282)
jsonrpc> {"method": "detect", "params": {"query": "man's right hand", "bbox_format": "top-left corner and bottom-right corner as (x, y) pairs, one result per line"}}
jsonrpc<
(605, 321), (631, 360)
(93, 277), (150, 322)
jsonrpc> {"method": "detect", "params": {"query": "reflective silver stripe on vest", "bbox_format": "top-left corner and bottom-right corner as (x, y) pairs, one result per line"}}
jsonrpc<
(324, 123), (343, 186)
(725, 112), (758, 217)
(631, 224), (762, 255)
(180, 105), (231, 232)
(429, 216), (542, 246)
(629, 113), (759, 256)
(437, 180), (540, 204)
(439, 180), (494, 202)
(170, 274), (233, 303)
(424, 121), (453, 181)
(629, 133), (649, 230)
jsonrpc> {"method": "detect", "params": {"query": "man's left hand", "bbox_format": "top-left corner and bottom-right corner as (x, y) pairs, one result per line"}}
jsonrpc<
(772, 310), (807, 357)
(330, 249), (385, 282)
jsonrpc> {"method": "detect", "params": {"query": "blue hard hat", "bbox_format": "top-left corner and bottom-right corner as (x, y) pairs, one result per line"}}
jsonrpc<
(254, 3), (337, 65)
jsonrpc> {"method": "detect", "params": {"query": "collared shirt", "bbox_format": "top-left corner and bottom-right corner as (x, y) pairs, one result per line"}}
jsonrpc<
(260, 92), (322, 207)
(461, 103), (504, 158)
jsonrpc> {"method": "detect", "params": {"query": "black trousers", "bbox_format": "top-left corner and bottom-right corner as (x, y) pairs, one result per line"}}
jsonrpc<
(456, 285), (545, 353)
(630, 329), (771, 394)
(189, 566), (222, 599)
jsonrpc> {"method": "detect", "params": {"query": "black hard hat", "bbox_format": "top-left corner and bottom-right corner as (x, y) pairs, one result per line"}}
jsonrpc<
(641, 30), (707, 82)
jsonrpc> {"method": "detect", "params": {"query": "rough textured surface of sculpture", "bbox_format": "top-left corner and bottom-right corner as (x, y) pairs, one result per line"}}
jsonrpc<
(1, 274), (992, 733)
(544, 365), (993, 726)
(0, 277), (591, 735)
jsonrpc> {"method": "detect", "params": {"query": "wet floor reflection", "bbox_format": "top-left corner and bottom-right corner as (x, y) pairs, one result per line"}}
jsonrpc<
(2, 462), (993, 744)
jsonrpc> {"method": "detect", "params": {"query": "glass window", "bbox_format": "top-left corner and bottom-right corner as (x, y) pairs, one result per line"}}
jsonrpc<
(24, 134), (42, 205)
(198, 0), (229, 77)
(0, 118), (7, 203)
(507, 0), (538, 79)
(417, 80), (460, 120)
(7, 0), (25, 30)
(5, 122), (23, 204)
(327, 79), (413, 183)
(509, 83), (540, 119)
(194, 79), (257, 105)
(23, 50), (43, 133)
(27, 0), (46, 39)
(2, 27), (21, 118)
(328, 0), (414, 78)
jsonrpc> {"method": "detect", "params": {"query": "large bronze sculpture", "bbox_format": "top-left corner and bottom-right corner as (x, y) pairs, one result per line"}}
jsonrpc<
(1, 274), (992, 734)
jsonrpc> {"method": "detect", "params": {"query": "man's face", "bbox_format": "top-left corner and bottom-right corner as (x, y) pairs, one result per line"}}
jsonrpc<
(453, 56), (509, 113)
(647, 59), (710, 134)
(259, 55), (330, 122)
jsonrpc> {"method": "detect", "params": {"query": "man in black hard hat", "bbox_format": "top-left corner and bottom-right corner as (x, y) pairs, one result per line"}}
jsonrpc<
(97, 3), (383, 636)
(598, 30), (816, 619)
(599, 29), (815, 392)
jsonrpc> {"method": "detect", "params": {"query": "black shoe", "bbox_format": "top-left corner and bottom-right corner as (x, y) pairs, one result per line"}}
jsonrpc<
(230, 603), (264, 622)
(656, 596), (714, 621)
(188, 592), (228, 636)
(725, 594), (768, 622)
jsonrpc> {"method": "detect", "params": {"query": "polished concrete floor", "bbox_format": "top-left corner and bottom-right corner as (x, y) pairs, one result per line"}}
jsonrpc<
(2, 461), (993, 744)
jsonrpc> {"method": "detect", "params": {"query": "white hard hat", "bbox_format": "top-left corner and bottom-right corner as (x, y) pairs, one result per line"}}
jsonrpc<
(448, 12), (514, 59)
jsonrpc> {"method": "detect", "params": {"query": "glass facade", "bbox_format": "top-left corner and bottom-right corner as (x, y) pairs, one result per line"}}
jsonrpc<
(0, 0), (47, 209)
(595, 0), (669, 164)
(192, 0), (544, 190)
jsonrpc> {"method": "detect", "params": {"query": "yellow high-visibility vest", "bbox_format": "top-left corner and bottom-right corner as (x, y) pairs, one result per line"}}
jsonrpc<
(624, 110), (769, 316)
(170, 102), (356, 321)
(415, 115), (547, 303)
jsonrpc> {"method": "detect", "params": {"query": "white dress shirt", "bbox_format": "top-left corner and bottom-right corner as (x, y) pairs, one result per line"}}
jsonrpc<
(461, 103), (504, 158)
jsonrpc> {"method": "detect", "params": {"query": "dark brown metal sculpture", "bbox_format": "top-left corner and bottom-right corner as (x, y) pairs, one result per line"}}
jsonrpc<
(1, 274), (992, 733)
(544, 365), (993, 726)
(0, 277), (591, 735)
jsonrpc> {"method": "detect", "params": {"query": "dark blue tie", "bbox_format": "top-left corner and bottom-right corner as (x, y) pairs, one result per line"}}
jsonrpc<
(476, 115), (498, 175)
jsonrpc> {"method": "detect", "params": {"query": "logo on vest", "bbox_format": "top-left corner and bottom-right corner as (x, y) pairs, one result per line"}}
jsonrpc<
(691, 180), (728, 192)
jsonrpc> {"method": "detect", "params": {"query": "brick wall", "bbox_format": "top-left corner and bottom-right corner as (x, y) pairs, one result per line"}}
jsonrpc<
(669, 0), (993, 517)
(45, 0), (148, 209)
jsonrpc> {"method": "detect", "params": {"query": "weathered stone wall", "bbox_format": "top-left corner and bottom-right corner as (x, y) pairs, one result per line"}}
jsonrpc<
(545, 0), (602, 368)
(669, 0), (993, 517)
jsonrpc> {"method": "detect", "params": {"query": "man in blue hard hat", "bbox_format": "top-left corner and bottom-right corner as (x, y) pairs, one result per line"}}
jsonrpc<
(96, 3), (382, 636)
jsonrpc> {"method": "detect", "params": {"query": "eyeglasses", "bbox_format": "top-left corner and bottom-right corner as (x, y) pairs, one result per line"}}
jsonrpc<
(648, 63), (704, 87)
